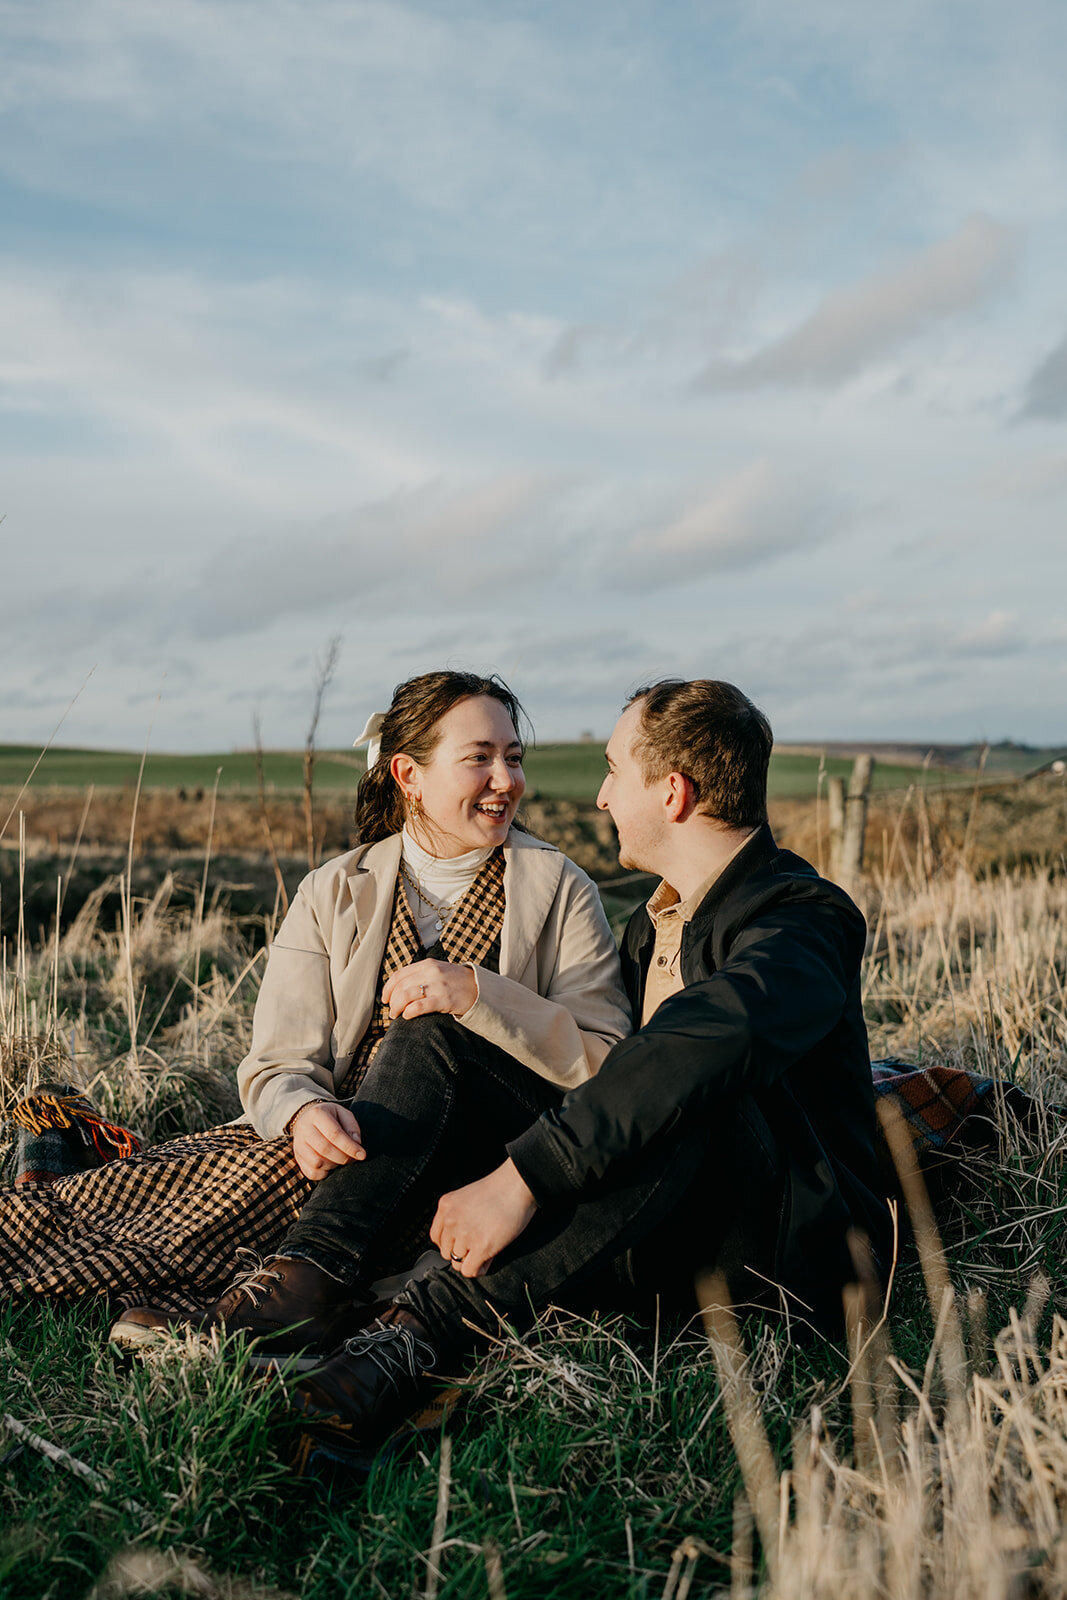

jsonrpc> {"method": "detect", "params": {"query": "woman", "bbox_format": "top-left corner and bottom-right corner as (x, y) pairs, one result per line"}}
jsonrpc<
(0, 671), (630, 1330)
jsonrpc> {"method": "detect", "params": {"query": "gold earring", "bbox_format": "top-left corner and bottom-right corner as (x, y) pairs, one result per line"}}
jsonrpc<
(408, 796), (421, 820)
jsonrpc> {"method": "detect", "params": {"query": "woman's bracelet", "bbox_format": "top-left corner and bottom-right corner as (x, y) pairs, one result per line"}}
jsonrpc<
(285, 1098), (331, 1136)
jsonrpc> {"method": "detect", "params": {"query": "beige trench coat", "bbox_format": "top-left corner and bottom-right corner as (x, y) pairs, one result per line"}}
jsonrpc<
(238, 829), (632, 1141)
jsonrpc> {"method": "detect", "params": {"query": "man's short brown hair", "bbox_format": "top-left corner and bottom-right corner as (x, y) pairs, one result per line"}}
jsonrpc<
(626, 679), (773, 829)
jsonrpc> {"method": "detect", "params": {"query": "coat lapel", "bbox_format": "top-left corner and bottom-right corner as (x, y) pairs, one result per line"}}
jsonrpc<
(500, 832), (563, 979)
(333, 834), (403, 1061)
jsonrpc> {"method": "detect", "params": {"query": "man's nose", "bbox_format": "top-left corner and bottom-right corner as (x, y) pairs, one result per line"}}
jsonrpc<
(595, 779), (609, 810)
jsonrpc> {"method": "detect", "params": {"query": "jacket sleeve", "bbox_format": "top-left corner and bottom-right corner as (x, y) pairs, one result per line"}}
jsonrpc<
(237, 873), (341, 1140)
(454, 867), (631, 1091)
(506, 894), (862, 1204)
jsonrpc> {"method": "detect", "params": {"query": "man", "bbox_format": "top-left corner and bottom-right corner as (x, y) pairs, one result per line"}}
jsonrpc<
(127, 679), (892, 1470)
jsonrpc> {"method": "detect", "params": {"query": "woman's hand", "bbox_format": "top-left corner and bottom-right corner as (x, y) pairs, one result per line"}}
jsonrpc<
(382, 959), (478, 1021)
(430, 1159), (538, 1278)
(290, 1101), (365, 1181)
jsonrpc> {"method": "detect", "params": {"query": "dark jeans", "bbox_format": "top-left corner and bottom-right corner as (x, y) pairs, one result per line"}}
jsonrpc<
(283, 1014), (563, 1288)
(282, 1015), (745, 1357)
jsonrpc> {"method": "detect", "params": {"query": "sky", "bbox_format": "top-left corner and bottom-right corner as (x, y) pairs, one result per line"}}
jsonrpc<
(2, 0), (1066, 754)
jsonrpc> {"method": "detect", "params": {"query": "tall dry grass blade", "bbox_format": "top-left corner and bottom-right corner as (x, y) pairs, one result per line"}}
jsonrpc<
(253, 711), (289, 916)
(51, 874), (61, 1050)
(121, 682), (164, 1066)
(730, 1494), (754, 1600)
(17, 813), (27, 1043)
(966, 1287), (990, 1376)
(2, 1414), (149, 1522)
(302, 636), (340, 874)
(507, 1469), (524, 1538)
(961, 742), (990, 875)
(697, 1271), (779, 1581)
(424, 1432), (452, 1600)
(841, 1226), (900, 1481)
(662, 1538), (702, 1600)
(483, 1539), (507, 1600)
(192, 765), (223, 1052)
(0, 665), (95, 847)
(59, 782), (95, 918)
(844, 1281), (877, 1478)
(877, 1098), (968, 1418)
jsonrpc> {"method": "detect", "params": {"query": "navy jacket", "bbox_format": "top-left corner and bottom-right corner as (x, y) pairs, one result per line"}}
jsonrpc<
(509, 825), (892, 1328)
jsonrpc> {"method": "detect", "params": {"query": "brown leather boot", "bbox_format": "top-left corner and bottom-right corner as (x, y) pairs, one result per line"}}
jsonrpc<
(283, 1306), (442, 1474)
(109, 1255), (368, 1357)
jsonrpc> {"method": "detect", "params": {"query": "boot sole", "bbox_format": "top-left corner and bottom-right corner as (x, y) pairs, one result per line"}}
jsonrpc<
(108, 1320), (212, 1353)
(247, 1351), (323, 1375)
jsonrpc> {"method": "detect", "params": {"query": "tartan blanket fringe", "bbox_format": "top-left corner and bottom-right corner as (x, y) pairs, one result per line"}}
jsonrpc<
(7, 1081), (141, 1187)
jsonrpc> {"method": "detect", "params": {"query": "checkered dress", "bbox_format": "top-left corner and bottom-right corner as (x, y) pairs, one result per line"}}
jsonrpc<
(0, 849), (507, 1312)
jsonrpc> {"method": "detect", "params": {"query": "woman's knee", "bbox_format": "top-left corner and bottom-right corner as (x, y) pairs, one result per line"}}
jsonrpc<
(369, 1013), (470, 1077)
(389, 1012), (468, 1049)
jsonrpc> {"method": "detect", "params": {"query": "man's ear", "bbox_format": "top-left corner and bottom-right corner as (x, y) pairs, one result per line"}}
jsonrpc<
(391, 752), (419, 800)
(663, 771), (694, 822)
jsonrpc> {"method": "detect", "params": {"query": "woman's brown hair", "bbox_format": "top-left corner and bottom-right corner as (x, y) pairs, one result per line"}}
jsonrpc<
(355, 671), (529, 844)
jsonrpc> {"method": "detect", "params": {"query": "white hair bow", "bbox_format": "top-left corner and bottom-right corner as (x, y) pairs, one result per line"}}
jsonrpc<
(353, 711), (387, 770)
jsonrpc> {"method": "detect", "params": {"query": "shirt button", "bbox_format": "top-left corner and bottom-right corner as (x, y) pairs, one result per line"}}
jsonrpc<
(657, 954), (668, 966)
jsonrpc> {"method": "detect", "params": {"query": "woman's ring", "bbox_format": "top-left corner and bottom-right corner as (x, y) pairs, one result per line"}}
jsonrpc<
(419, 984), (427, 997)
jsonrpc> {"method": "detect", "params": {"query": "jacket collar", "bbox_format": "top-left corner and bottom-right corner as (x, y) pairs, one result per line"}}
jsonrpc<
(342, 827), (562, 960)
(687, 822), (779, 935)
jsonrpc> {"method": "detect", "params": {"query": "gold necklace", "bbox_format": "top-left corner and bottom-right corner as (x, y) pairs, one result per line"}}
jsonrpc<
(399, 860), (456, 934)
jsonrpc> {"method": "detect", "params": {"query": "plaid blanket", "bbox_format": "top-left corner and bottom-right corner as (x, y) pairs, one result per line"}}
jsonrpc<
(9, 1082), (141, 1186)
(870, 1057), (1044, 1157)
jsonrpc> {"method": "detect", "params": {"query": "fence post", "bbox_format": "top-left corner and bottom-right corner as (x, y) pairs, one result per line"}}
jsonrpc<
(827, 777), (846, 881)
(840, 755), (874, 887)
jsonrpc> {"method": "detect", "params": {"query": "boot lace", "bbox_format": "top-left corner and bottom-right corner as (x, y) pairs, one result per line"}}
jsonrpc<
(342, 1321), (438, 1390)
(226, 1249), (285, 1309)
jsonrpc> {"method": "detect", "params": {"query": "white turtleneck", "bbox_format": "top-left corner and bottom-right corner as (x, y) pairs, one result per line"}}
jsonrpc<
(400, 825), (494, 947)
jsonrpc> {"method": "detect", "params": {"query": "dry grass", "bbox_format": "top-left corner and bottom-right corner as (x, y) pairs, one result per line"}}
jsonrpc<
(1, 784), (1067, 1596)
(1, 856), (259, 1148)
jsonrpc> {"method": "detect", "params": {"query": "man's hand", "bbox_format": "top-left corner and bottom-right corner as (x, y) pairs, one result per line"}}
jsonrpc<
(382, 959), (477, 1021)
(290, 1101), (365, 1181)
(430, 1159), (538, 1278)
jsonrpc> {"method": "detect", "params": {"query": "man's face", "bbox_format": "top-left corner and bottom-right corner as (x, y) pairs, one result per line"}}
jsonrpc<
(596, 700), (666, 874)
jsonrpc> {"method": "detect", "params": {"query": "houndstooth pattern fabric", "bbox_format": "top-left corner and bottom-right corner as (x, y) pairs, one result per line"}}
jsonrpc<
(0, 1124), (310, 1315)
(339, 846), (505, 1096)
(0, 847), (507, 1310)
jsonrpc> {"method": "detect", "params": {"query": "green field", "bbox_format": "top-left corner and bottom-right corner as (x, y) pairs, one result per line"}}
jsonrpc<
(0, 742), (973, 803)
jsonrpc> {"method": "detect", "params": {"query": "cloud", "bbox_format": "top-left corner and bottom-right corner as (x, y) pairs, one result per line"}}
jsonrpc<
(174, 472), (561, 639)
(948, 610), (1023, 658)
(977, 450), (1067, 497)
(614, 462), (847, 587)
(694, 216), (1021, 390)
(1018, 330), (1067, 419)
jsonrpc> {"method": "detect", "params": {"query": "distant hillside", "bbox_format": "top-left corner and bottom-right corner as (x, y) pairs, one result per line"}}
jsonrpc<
(1, 740), (976, 805)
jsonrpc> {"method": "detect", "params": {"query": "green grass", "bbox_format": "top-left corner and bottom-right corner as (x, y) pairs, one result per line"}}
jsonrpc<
(0, 1241), (1037, 1598)
(2, 860), (1067, 1594)
(0, 745), (365, 794)
(0, 1290), (865, 1599)
(1, 742), (969, 803)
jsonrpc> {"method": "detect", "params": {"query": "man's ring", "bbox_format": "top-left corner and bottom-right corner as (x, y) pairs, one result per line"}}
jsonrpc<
(450, 1249), (466, 1263)
(419, 984), (427, 997)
